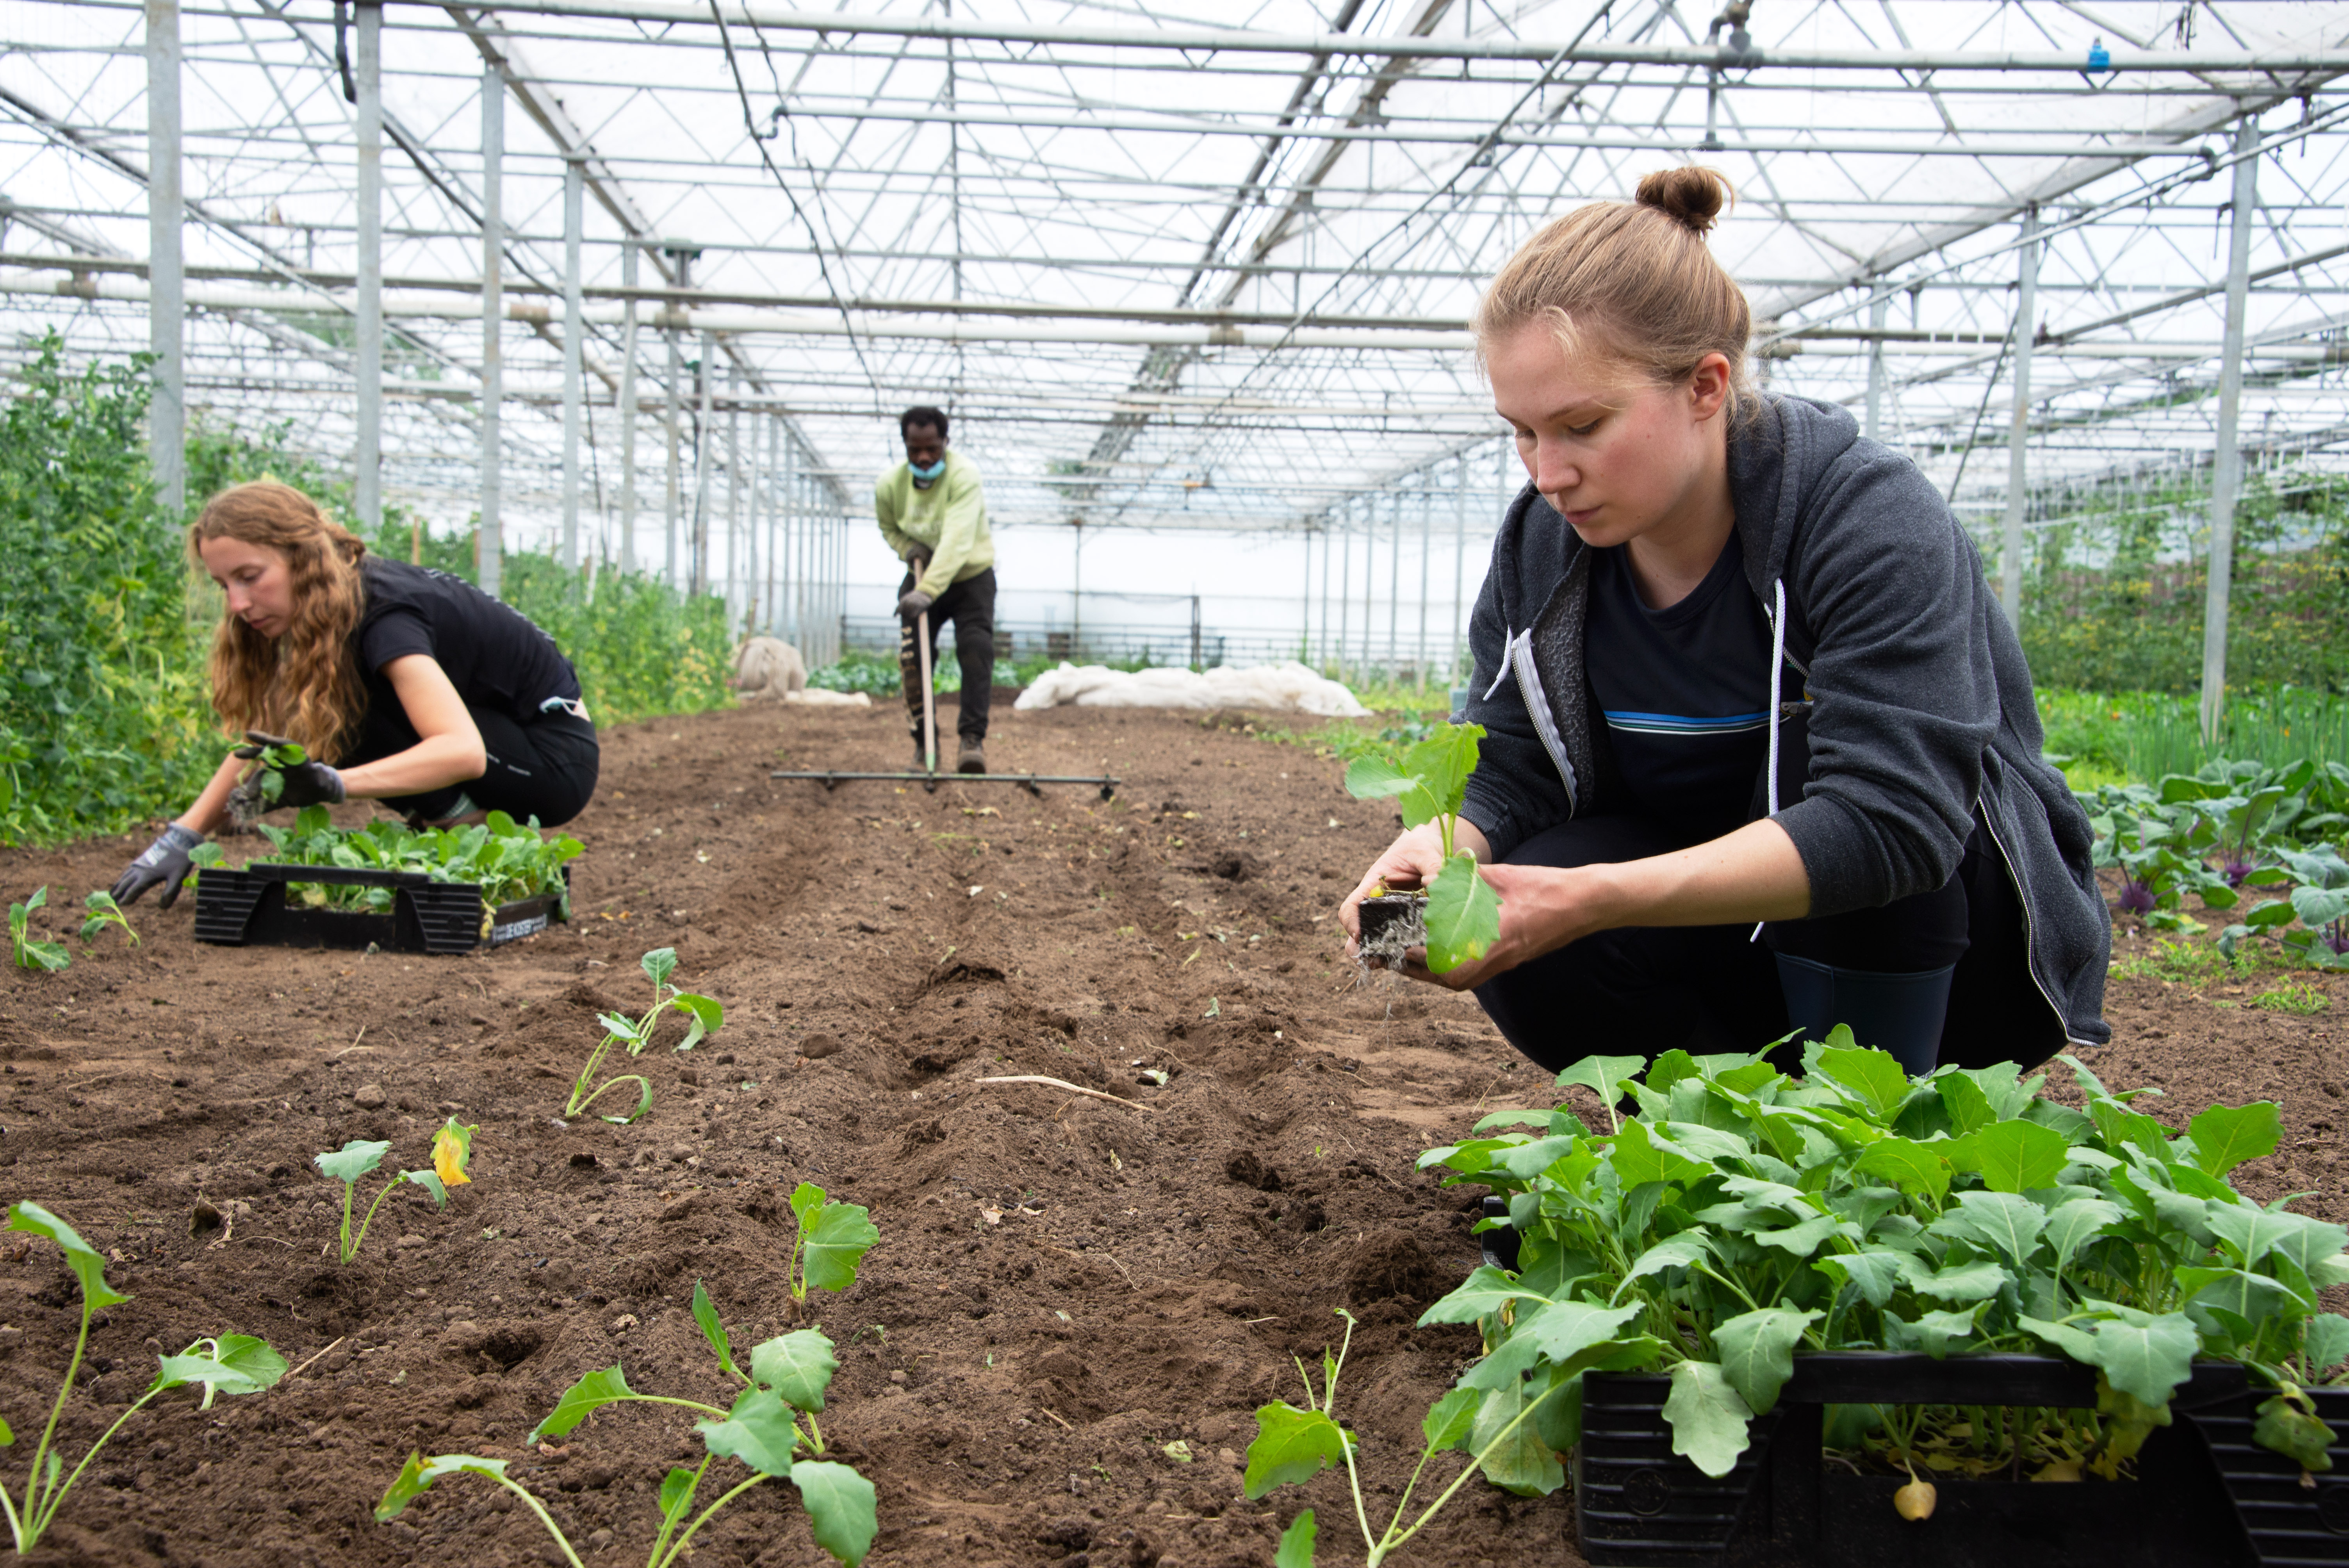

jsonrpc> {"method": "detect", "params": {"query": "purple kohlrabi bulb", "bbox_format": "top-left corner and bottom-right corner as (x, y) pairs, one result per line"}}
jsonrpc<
(2117, 879), (2157, 915)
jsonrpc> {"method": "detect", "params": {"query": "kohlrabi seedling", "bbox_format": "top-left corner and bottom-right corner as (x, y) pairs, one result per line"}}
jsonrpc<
(1241, 1306), (1604, 1568)
(77, 890), (137, 948)
(377, 1265), (879, 1567)
(7, 888), (68, 973)
(566, 948), (724, 1124)
(227, 736), (311, 824)
(1344, 723), (1502, 974)
(315, 1117), (476, 1263)
(0, 1203), (285, 1552)
(786, 1182), (879, 1304)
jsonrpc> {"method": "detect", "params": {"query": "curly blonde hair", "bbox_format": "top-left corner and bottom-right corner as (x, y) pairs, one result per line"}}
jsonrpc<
(1477, 166), (1758, 424)
(189, 481), (370, 761)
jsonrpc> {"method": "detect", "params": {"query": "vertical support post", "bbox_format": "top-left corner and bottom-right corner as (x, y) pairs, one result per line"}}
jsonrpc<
(727, 365), (744, 629)
(1337, 507), (1351, 685)
(1416, 481), (1431, 688)
(1318, 518), (1331, 671)
(1190, 594), (1202, 672)
(1865, 290), (1887, 443)
(664, 248), (690, 586)
(1999, 206), (2039, 626)
(477, 64), (503, 597)
(692, 331), (715, 595)
(2202, 121), (2261, 744)
(1300, 527), (1312, 666)
(353, 2), (383, 529)
(146, 0), (183, 514)
(1451, 451), (1468, 690)
(618, 242), (638, 576)
(559, 157), (585, 571)
(765, 416), (781, 633)
(1385, 492), (1401, 682)
(1072, 522), (1084, 651)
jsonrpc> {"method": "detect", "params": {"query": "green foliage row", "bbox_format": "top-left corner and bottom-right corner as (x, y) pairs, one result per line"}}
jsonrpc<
(0, 337), (735, 848)
(2014, 467), (2349, 693)
(2041, 685), (2349, 782)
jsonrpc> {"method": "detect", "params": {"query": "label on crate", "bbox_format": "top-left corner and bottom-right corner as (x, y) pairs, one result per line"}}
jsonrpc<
(491, 913), (550, 945)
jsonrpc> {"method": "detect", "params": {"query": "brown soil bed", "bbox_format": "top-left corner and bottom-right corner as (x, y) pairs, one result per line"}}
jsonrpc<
(0, 703), (2342, 1568)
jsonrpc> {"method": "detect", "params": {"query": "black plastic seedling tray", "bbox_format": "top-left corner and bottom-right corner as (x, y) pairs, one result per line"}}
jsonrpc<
(193, 862), (569, 956)
(1576, 1355), (2349, 1568)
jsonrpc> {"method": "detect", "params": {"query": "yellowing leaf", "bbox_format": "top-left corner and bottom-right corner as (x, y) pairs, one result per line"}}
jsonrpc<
(432, 1117), (478, 1187)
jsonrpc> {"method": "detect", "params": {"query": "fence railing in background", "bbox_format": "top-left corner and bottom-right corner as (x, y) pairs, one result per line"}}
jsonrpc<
(838, 616), (1462, 687)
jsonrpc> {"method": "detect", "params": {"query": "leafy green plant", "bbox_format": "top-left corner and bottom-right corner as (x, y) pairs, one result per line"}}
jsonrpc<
(566, 949), (724, 1124)
(784, 1182), (880, 1304)
(1343, 722), (1501, 973)
(76, 889), (137, 947)
(1240, 1306), (1613, 1568)
(2219, 848), (2349, 972)
(1411, 1040), (2349, 1501)
(0, 1203), (284, 1551)
(2251, 982), (2329, 1016)
(2079, 784), (2244, 930)
(226, 736), (312, 823)
(245, 805), (582, 911)
(376, 1264), (879, 1566)
(7, 887), (67, 972)
(315, 1117), (476, 1263)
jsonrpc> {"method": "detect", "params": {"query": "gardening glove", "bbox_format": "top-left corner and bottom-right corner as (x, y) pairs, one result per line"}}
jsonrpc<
(898, 588), (936, 620)
(232, 729), (346, 809)
(112, 823), (204, 910)
(905, 548), (932, 576)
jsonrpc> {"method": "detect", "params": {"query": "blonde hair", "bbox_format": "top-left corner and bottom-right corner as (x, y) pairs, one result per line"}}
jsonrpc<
(1476, 166), (1758, 423)
(189, 481), (371, 761)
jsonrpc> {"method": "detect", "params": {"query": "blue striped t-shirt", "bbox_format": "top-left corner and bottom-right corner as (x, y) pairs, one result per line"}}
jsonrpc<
(1586, 530), (1773, 836)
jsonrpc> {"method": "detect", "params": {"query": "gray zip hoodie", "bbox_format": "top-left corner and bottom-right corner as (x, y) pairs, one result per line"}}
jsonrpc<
(1458, 393), (2110, 1049)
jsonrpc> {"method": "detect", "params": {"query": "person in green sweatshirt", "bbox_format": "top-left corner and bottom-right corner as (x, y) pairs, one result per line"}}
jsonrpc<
(875, 404), (998, 773)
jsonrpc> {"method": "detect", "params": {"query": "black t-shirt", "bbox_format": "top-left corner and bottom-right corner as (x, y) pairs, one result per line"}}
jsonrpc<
(351, 558), (579, 736)
(1585, 531), (1773, 838)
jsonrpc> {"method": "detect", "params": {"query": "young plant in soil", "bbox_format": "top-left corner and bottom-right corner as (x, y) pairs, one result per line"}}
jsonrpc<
(76, 889), (137, 947)
(7, 887), (67, 972)
(376, 1220), (882, 1566)
(0, 1203), (285, 1552)
(1413, 1039), (2349, 1519)
(1242, 1306), (1612, 1568)
(315, 1117), (476, 1263)
(785, 1183), (880, 1305)
(1343, 722), (1501, 974)
(566, 948), (724, 1124)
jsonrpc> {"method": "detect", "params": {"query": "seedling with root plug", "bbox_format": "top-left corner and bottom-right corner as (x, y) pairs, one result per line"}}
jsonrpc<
(0, 1203), (284, 1552)
(226, 736), (312, 825)
(377, 1247), (880, 1566)
(315, 1117), (476, 1263)
(566, 948), (724, 1124)
(1344, 724), (1501, 975)
(7, 888), (67, 973)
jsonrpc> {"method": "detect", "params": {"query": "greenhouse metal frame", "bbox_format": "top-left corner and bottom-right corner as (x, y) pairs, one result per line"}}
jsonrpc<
(3, 0), (2347, 707)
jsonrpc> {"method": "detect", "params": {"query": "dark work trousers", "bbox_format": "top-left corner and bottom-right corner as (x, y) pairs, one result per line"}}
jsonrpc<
(1471, 811), (2060, 1076)
(346, 702), (599, 827)
(898, 567), (996, 746)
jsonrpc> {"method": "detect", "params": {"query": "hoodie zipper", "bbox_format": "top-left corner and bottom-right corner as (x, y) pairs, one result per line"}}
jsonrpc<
(1505, 629), (1579, 813)
(1973, 790), (2098, 1050)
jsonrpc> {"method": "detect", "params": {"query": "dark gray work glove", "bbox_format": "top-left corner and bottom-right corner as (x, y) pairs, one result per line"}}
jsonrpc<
(231, 729), (346, 809)
(898, 588), (936, 620)
(112, 823), (205, 909)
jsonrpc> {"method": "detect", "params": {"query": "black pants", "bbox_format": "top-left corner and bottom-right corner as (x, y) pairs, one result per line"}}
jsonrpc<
(1471, 813), (2060, 1074)
(899, 567), (996, 745)
(347, 702), (599, 828)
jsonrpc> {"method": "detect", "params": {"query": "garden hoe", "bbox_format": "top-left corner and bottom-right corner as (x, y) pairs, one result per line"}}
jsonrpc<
(769, 610), (1123, 801)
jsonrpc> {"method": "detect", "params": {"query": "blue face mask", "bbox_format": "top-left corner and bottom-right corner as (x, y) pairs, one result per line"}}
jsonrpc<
(908, 457), (946, 488)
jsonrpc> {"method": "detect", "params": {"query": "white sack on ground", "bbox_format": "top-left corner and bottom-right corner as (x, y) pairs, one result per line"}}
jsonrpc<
(785, 687), (873, 707)
(1013, 661), (1369, 718)
(732, 636), (808, 699)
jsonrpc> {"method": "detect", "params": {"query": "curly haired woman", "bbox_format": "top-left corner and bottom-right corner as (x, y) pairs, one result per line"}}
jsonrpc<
(110, 480), (597, 907)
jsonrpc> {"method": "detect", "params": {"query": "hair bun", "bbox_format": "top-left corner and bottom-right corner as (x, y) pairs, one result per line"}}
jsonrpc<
(1635, 166), (1733, 237)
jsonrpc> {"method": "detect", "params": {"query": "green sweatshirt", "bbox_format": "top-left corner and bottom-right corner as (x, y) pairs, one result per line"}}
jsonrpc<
(875, 449), (994, 599)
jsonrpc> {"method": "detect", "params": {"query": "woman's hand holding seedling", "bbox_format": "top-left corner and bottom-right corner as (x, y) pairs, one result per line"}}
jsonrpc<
(1342, 724), (1503, 975)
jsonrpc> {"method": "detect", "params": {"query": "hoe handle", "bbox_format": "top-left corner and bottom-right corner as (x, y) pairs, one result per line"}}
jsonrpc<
(916, 610), (939, 775)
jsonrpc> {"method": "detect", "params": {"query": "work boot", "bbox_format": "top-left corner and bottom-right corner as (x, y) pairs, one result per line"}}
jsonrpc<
(957, 741), (987, 775)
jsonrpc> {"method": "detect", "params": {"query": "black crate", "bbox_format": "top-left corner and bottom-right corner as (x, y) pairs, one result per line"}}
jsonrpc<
(1576, 1354), (2296, 1568)
(193, 862), (568, 956)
